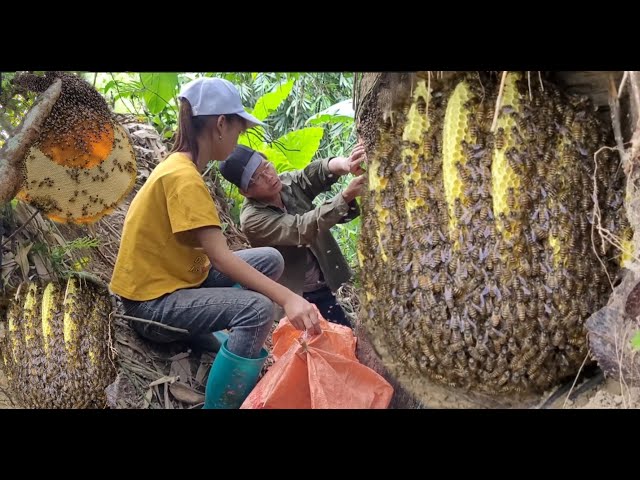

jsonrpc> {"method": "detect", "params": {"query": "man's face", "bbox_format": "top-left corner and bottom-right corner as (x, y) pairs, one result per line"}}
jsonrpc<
(244, 159), (282, 199)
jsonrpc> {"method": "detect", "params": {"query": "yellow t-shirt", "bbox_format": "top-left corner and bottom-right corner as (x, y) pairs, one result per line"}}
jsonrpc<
(110, 152), (221, 301)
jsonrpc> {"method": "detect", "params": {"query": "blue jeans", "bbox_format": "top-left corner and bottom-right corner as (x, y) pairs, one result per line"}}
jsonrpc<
(121, 247), (284, 359)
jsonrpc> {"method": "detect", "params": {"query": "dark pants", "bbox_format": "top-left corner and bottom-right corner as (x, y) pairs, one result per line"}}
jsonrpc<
(302, 286), (351, 328)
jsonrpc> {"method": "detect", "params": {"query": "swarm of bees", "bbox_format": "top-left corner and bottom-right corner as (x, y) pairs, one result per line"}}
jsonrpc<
(12, 72), (137, 224)
(0, 277), (116, 408)
(358, 72), (631, 395)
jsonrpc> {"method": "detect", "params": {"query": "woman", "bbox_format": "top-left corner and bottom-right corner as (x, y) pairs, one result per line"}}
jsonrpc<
(109, 77), (320, 408)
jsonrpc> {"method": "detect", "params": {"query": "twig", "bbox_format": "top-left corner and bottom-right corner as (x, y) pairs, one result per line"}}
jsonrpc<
(562, 347), (591, 409)
(527, 71), (533, 102)
(629, 71), (640, 115)
(618, 71), (629, 99)
(164, 382), (172, 409)
(590, 147), (623, 290)
(153, 385), (162, 405)
(426, 71), (431, 122)
(120, 361), (160, 380)
(490, 71), (508, 133)
(121, 368), (145, 393)
(113, 313), (189, 334)
(116, 337), (152, 360)
(568, 369), (605, 401)
(108, 73), (139, 116)
(0, 208), (39, 248)
(474, 71), (485, 103)
(149, 375), (179, 388)
(626, 73), (640, 167)
(614, 328), (631, 408)
(101, 218), (123, 240)
(536, 380), (573, 409)
(123, 356), (165, 377)
(537, 71), (544, 92)
(107, 311), (119, 365)
(608, 74), (628, 166)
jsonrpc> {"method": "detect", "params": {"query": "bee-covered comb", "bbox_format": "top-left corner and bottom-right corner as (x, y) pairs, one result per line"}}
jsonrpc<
(11, 72), (137, 224)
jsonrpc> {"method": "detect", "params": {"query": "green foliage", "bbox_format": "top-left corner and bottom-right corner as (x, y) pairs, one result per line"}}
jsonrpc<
(332, 215), (361, 269)
(315, 175), (362, 270)
(268, 127), (325, 171)
(139, 73), (179, 115)
(632, 330), (640, 351)
(252, 80), (295, 121)
(33, 236), (101, 277)
(0, 72), (37, 149)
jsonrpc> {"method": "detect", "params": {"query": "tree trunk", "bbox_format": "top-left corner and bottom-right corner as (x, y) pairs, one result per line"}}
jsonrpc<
(0, 79), (61, 205)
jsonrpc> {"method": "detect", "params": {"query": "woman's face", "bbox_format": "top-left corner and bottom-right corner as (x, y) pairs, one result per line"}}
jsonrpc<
(212, 116), (248, 160)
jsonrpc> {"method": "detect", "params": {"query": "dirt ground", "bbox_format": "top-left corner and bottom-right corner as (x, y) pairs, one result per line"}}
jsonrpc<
(2, 345), (637, 410)
(556, 379), (639, 409)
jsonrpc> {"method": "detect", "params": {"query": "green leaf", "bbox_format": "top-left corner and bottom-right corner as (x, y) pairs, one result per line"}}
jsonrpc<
(252, 80), (295, 121)
(261, 147), (292, 173)
(632, 331), (640, 351)
(140, 73), (179, 115)
(306, 99), (354, 125)
(307, 114), (354, 126)
(272, 127), (324, 170)
(102, 80), (116, 94)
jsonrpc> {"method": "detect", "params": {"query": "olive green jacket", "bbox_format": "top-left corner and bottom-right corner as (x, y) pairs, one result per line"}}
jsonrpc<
(239, 158), (359, 296)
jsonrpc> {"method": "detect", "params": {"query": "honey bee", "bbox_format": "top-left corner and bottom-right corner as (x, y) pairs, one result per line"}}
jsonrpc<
(494, 128), (506, 150)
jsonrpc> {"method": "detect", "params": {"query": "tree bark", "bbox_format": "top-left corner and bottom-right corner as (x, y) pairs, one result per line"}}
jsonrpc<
(0, 79), (61, 205)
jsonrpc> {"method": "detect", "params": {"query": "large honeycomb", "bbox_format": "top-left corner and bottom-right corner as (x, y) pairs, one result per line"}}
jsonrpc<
(358, 72), (631, 395)
(12, 72), (137, 224)
(0, 277), (116, 408)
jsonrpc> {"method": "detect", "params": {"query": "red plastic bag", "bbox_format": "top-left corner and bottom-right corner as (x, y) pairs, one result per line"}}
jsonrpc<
(240, 312), (394, 409)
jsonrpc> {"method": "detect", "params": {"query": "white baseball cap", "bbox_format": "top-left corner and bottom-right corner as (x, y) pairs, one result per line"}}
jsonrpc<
(178, 77), (266, 127)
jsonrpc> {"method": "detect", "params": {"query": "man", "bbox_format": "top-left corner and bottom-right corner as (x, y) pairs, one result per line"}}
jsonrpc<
(219, 143), (367, 327)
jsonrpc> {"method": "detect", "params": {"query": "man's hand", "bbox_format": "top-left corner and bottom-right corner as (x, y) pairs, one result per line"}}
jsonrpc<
(342, 175), (367, 203)
(328, 142), (368, 176)
(347, 143), (367, 175)
(283, 293), (321, 335)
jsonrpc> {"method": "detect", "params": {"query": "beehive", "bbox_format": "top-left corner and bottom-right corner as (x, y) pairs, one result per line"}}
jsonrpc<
(12, 72), (137, 224)
(0, 277), (116, 408)
(358, 72), (630, 394)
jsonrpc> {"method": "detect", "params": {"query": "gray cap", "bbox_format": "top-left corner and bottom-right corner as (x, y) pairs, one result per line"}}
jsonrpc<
(178, 77), (266, 127)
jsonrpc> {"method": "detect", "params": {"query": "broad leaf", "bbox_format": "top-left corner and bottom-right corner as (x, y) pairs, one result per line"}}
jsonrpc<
(272, 127), (324, 170)
(306, 99), (354, 125)
(252, 80), (295, 121)
(140, 73), (179, 115)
